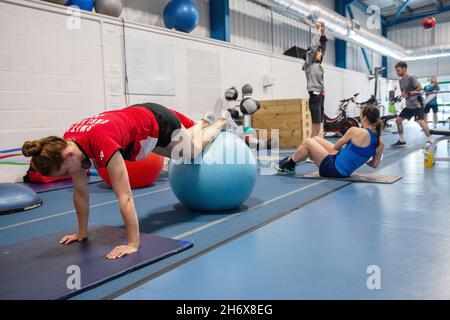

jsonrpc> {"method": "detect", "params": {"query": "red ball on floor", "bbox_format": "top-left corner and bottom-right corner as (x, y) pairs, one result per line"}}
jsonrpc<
(97, 153), (164, 189)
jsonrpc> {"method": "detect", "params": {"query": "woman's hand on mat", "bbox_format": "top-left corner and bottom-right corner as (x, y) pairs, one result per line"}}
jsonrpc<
(106, 244), (138, 260)
(59, 233), (88, 245)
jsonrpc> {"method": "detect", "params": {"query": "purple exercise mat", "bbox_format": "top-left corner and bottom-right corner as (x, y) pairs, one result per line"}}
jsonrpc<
(0, 225), (193, 299)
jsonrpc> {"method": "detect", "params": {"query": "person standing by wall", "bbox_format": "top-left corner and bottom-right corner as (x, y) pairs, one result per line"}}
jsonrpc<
(304, 21), (327, 138)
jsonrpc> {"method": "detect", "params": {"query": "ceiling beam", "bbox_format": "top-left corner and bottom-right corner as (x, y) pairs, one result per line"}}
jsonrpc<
(390, 0), (412, 24)
(392, 4), (450, 25)
(434, 0), (444, 9)
(394, 0), (413, 13)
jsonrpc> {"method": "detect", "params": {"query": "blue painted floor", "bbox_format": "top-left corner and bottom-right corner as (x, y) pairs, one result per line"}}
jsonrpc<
(1, 124), (449, 299)
(117, 130), (450, 300)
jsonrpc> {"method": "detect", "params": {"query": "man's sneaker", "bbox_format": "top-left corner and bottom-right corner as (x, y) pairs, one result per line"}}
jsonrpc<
(305, 157), (314, 163)
(275, 156), (296, 174)
(201, 112), (216, 126)
(391, 140), (406, 148)
(220, 110), (238, 133)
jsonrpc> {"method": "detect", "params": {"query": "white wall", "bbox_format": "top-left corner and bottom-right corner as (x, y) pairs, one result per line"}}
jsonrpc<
(0, 0), (375, 182)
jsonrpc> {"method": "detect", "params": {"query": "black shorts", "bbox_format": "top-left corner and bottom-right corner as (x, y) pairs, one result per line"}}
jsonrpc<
(309, 93), (325, 124)
(319, 154), (347, 178)
(424, 104), (438, 114)
(399, 107), (425, 121)
(132, 103), (181, 148)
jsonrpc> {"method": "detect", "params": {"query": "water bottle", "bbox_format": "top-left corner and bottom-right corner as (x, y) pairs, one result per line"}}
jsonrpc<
(424, 142), (434, 168)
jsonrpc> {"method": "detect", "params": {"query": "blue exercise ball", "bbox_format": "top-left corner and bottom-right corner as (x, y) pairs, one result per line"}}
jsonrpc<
(65, 0), (94, 11)
(168, 132), (257, 212)
(163, 0), (200, 33)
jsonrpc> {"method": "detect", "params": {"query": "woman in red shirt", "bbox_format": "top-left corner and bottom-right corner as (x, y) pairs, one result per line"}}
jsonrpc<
(22, 103), (236, 259)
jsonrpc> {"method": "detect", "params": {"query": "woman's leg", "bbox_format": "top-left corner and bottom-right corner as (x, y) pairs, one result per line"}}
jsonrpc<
(185, 110), (217, 137)
(155, 118), (227, 161)
(433, 111), (438, 128)
(312, 136), (338, 155)
(186, 120), (209, 137)
(291, 138), (330, 167)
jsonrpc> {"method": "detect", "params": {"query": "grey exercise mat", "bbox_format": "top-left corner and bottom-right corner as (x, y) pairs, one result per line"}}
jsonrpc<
(271, 149), (297, 154)
(300, 172), (402, 184)
(0, 224), (193, 300)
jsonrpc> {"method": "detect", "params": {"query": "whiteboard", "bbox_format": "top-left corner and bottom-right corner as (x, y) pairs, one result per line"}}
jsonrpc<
(125, 36), (175, 95)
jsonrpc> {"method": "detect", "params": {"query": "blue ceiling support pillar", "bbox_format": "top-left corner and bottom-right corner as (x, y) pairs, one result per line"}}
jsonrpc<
(210, 0), (230, 42)
(335, 39), (347, 69)
(335, 0), (352, 69)
(390, 0), (412, 25)
(381, 24), (388, 78)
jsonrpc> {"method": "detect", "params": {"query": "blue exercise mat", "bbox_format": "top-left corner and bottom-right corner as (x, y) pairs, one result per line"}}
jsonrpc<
(0, 225), (193, 299)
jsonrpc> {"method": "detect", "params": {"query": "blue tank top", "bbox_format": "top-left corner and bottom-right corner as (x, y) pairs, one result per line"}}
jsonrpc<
(424, 84), (438, 106)
(335, 129), (378, 176)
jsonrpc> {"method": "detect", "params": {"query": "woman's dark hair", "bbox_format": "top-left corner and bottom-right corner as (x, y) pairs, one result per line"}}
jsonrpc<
(361, 105), (382, 147)
(22, 136), (68, 176)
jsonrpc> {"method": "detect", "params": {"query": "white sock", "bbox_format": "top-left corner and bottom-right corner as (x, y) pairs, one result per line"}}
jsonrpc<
(399, 134), (404, 142)
(428, 136), (433, 142)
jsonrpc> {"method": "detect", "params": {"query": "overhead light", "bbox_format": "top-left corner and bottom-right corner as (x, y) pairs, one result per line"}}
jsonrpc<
(348, 33), (405, 60)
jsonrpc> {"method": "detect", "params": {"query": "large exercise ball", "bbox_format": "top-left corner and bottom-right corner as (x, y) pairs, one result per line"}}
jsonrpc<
(65, 0), (94, 11)
(169, 132), (257, 211)
(163, 0), (199, 33)
(95, 0), (123, 17)
(97, 153), (164, 189)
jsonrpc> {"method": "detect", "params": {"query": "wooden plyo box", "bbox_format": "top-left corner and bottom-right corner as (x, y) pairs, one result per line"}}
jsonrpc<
(252, 99), (311, 148)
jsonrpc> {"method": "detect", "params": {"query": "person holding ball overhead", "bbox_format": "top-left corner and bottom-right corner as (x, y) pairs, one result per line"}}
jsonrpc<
(304, 20), (327, 138)
(22, 103), (237, 259)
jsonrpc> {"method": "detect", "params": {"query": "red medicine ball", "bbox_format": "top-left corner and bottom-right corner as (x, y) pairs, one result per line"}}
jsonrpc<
(422, 17), (436, 29)
(97, 153), (164, 189)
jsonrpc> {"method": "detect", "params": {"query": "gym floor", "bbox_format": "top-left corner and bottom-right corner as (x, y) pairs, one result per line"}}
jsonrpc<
(1, 125), (449, 299)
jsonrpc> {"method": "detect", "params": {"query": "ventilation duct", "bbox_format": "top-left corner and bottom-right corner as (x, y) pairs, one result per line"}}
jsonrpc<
(251, 0), (450, 61)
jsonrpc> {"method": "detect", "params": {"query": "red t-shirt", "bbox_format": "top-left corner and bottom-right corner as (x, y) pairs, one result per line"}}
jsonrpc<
(63, 107), (159, 169)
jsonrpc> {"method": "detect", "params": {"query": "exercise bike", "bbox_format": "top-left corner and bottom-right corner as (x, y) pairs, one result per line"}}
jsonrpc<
(324, 93), (360, 136)
(355, 66), (399, 129)
(353, 94), (401, 128)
